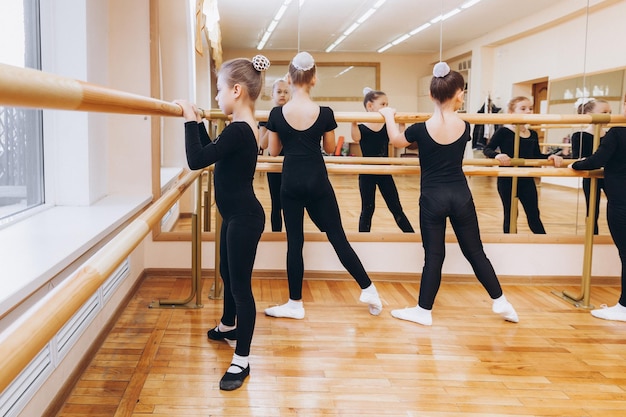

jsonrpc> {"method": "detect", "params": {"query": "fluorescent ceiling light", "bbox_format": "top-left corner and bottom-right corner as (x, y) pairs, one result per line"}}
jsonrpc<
(324, 0), (386, 52)
(325, 35), (347, 52)
(378, 2), (474, 53)
(430, 14), (443, 24)
(358, 8), (376, 23)
(409, 23), (430, 35)
(257, 0), (293, 50)
(377, 43), (393, 53)
(392, 34), (410, 45)
(461, 0), (482, 9)
(274, 5), (288, 21)
(344, 23), (360, 36)
(442, 8), (460, 21)
(336, 66), (354, 77)
(267, 20), (278, 33)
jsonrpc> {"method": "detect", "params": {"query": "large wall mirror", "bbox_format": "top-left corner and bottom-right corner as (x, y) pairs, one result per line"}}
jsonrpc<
(159, 0), (625, 241)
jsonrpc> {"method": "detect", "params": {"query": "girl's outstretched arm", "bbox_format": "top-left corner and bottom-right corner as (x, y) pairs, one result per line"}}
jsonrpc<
(379, 107), (410, 148)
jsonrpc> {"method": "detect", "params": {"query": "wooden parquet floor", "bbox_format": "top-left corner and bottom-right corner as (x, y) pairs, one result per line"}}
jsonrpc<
(56, 275), (626, 417)
(176, 174), (609, 237)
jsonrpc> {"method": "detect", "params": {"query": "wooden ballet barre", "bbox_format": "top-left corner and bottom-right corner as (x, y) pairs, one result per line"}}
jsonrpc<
(541, 143), (572, 147)
(2, 62), (626, 127)
(260, 156), (562, 167)
(208, 109), (626, 125)
(0, 169), (201, 394)
(0, 62), (183, 116)
(256, 160), (603, 178)
(260, 155), (591, 169)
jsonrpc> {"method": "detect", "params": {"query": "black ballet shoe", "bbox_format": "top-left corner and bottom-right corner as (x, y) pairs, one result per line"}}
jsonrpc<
(207, 326), (237, 347)
(219, 364), (250, 391)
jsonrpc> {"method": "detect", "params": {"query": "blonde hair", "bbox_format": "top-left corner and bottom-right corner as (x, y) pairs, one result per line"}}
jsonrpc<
(507, 96), (531, 113)
(577, 98), (609, 115)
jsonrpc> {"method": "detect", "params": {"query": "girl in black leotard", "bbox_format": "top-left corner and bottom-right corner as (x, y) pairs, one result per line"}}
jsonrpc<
(259, 79), (290, 232)
(350, 88), (414, 233)
(571, 98), (611, 234)
(570, 94), (626, 322)
(175, 55), (269, 391)
(483, 97), (563, 234)
(380, 62), (518, 326)
(264, 51), (382, 320)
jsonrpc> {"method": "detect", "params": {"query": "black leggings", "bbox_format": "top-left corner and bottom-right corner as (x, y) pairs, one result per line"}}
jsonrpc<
(607, 202), (626, 306)
(267, 172), (283, 232)
(358, 174), (414, 233)
(497, 177), (546, 234)
(281, 157), (372, 300)
(219, 213), (264, 357)
(418, 184), (503, 310)
(582, 178), (605, 235)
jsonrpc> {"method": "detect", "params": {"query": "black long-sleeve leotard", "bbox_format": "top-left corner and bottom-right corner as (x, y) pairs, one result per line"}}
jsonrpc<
(185, 121), (264, 220)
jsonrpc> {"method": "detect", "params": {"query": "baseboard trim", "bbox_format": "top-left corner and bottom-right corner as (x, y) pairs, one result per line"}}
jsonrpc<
(142, 268), (619, 286)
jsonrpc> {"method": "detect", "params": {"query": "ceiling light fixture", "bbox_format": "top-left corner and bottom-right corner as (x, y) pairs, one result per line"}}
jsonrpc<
(461, 0), (482, 9)
(257, 0), (293, 50)
(325, 0), (387, 53)
(378, 1), (481, 53)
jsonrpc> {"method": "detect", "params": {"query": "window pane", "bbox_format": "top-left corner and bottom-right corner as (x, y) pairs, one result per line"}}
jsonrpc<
(0, 0), (43, 223)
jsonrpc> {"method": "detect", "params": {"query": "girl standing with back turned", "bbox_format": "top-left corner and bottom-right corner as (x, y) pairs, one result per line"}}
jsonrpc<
(380, 62), (518, 326)
(265, 51), (382, 319)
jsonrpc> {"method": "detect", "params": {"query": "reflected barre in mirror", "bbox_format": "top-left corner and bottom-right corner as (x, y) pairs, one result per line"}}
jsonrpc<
(159, 110), (626, 241)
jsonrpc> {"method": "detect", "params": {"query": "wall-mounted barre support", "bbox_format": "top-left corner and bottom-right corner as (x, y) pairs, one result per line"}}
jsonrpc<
(555, 123), (604, 309)
(149, 174), (205, 309)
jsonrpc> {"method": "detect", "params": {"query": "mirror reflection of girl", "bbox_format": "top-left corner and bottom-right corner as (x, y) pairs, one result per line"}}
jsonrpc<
(265, 51), (382, 320)
(174, 55), (270, 391)
(569, 94), (626, 322)
(483, 96), (563, 234)
(259, 79), (290, 232)
(571, 98), (611, 234)
(379, 62), (518, 326)
(350, 88), (414, 233)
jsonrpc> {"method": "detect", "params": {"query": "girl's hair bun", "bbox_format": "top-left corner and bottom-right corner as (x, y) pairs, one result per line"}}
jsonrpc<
(292, 51), (315, 71)
(574, 97), (594, 109)
(252, 55), (271, 72)
(363, 87), (373, 96)
(433, 61), (451, 78)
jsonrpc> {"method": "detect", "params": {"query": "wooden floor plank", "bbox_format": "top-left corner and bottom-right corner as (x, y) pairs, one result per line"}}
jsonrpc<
(55, 275), (626, 417)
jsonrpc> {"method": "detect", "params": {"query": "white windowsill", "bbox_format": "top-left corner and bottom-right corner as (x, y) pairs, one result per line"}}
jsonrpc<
(0, 193), (152, 317)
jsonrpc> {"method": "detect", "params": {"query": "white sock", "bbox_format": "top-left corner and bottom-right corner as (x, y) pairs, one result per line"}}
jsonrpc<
(361, 283), (377, 295)
(228, 353), (248, 374)
(615, 303), (626, 311)
(492, 294), (519, 323)
(492, 295), (509, 309)
(286, 299), (303, 309)
(391, 304), (432, 326)
(218, 322), (236, 332)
